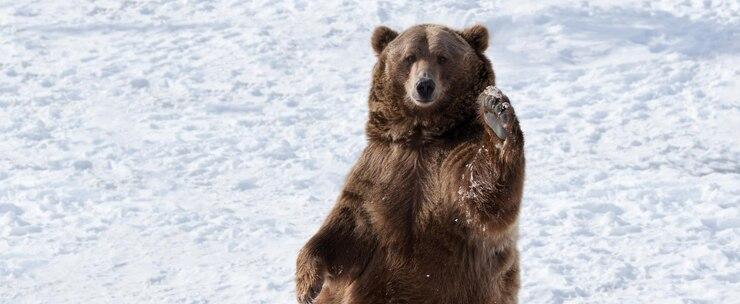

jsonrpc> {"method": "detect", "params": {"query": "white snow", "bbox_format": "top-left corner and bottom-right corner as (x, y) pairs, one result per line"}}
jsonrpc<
(1, 1), (738, 303)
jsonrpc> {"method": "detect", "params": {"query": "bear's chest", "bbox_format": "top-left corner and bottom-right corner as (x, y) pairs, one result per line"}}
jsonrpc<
(359, 143), (453, 251)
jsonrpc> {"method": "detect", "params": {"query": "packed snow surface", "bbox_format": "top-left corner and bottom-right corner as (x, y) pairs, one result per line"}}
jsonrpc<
(1, 1), (738, 303)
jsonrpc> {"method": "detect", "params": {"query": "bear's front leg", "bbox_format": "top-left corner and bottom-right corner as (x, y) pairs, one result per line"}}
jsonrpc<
(466, 85), (524, 232)
(296, 203), (374, 304)
(442, 86), (525, 234)
(296, 243), (326, 304)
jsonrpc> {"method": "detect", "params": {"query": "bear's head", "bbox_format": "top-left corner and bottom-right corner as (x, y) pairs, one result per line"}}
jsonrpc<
(366, 24), (495, 144)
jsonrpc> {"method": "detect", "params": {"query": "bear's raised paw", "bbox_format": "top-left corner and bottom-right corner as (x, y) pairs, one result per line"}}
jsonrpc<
(478, 86), (515, 140)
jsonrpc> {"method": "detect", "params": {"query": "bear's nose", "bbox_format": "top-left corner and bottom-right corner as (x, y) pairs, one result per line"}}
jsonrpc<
(416, 78), (435, 101)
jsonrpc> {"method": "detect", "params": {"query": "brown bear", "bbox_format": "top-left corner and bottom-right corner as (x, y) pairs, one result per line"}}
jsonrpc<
(296, 24), (525, 304)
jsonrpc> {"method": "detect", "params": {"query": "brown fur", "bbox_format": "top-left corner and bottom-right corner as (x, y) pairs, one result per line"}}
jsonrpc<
(296, 24), (525, 304)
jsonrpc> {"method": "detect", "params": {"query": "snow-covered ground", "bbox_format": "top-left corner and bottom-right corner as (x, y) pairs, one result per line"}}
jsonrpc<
(1, 1), (738, 303)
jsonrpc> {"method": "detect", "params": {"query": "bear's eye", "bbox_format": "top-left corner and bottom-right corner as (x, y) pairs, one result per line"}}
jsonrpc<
(437, 56), (447, 64)
(404, 55), (416, 65)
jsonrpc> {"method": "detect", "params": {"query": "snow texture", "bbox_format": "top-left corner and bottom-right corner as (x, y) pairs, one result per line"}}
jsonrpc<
(1, 1), (739, 303)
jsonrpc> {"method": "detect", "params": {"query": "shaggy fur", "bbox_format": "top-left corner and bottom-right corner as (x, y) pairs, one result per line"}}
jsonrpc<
(296, 24), (525, 304)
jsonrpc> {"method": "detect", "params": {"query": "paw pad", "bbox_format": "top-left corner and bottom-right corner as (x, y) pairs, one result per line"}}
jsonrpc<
(479, 86), (513, 139)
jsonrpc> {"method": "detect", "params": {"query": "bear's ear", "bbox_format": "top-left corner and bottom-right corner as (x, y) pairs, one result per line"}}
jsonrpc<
(371, 26), (399, 55)
(460, 24), (489, 53)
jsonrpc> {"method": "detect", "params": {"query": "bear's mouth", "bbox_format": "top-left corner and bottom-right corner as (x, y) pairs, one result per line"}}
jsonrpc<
(413, 96), (435, 105)
(408, 96), (437, 108)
